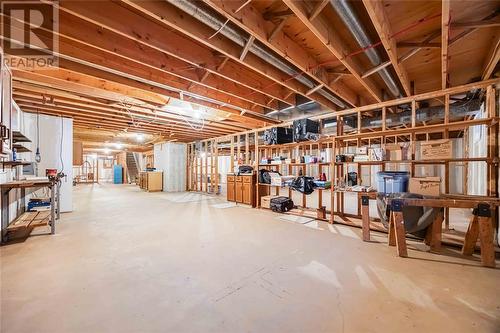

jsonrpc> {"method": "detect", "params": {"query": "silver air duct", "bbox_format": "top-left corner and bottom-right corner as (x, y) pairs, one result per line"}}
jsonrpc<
(330, 0), (402, 98)
(165, 0), (347, 109)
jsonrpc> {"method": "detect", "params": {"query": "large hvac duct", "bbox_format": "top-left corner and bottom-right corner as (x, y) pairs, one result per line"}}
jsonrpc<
(165, 0), (347, 109)
(330, 0), (402, 98)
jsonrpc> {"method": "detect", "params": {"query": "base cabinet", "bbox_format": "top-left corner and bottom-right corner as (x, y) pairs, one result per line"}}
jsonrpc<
(226, 173), (255, 207)
(139, 171), (163, 192)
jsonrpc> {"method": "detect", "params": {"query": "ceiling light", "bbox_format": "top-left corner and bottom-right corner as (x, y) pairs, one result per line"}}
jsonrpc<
(114, 143), (123, 149)
(104, 148), (110, 154)
(136, 133), (144, 142)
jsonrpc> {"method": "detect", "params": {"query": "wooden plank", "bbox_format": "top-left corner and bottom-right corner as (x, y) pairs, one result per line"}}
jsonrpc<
(441, 0), (450, 89)
(462, 215), (479, 256)
(361, 196), (370, 241)
(482, 37), (500, 80)
(308, 0), (329, 21)
(428, 210), (444, 253)
(6, 212), (38, 231)
(282, 0), (382, 102)
(240, 35), (255, 61)
(477, 216), (496, 267)
(362, 0), (411, 96)
(392, 211), (408, 257)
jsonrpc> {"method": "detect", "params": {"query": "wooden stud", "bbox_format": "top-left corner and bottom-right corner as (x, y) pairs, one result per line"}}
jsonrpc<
(361, 195), (370, 241)
(441, 0), (450, 89)
(240, 35), (255, 61)
(309, 0), (329, 21)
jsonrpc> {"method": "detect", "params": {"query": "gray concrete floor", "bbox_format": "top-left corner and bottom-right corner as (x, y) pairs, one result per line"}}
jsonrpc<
(1, 184), (499, 333)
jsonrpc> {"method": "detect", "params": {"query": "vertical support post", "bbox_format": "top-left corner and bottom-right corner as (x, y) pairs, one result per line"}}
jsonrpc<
(50, 183), (56, 234)
(230, 136), (235, 172)
(382, 106), (386, 131)
(361, 195), (370, 241)
(411, 100), (416, 128)
(388, 199), (408, 257)
(245, 133), (249, 165)
(215, 139), (219, 194)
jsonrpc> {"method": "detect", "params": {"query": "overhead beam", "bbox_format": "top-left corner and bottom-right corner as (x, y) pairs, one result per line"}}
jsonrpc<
(308, 0), (329, 21)
(53, 1), (296, 107)
(363, 0), (411, 96)
(203, 0), (358, 107)
(283, 0), (382, 102)
(452, 19), (500, 29)
(120, 0), (341, 109)
(482, 37), (500, 80)
(397, 42), (441, 48)
(240, 35), (255, 60)
(441, 0), (450, 89)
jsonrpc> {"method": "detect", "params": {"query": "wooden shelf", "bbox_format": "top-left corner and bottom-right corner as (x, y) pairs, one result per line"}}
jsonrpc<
(6, 210), (50, 231)
(13, 144), (31, 153)
(2, 161), (32, 167)
(12, 131), (31, 143)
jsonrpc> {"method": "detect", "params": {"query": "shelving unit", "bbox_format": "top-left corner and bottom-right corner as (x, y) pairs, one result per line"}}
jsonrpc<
(185, 80), (499, 249)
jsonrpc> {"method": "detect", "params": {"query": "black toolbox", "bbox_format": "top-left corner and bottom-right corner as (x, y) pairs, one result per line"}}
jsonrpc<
(270, 196), (294, 213)
(293, 119), (320, 142)
(264, 127), (293, 145)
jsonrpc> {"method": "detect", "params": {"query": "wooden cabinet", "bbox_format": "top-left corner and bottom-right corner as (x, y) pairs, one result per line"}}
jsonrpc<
(139, 171), (163, 192)
(226, 173), (255, 207)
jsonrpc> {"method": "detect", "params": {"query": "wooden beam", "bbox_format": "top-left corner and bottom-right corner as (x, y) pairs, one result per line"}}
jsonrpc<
(263, 9), (294, 21)
(123, 0), (340, 109)
(306, 84), (324, 96)
(268, 18), (287, 43)
(240, 35), (255, 60)
(203, 0), (358, 107)
(482, 36), (500, 80)
(441, 0), (450, 89)
(308, 0), (329, 21)
(453, 19), (500, 29)
(235, 0), (252, 13)
(56, 1), (296, 106)
(397, 42), (441, 48)
(283, 0), (382, 102)
(363, 0), (411, 96)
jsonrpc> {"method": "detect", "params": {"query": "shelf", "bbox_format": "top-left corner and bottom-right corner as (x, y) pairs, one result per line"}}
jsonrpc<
(259, 162), (330, 167)
(334, 157), (492, 165)
(12, 131), (31, 143)
(13, 144), (31, 153)
(2, 161), (32, 167)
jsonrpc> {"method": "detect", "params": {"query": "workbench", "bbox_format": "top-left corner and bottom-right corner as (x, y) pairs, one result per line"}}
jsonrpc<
(360, 194), (500, 267)
(1, 178), (60, 243)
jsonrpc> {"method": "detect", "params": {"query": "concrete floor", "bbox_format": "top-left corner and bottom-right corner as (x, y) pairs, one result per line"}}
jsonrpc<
(1, 184), (499, 333)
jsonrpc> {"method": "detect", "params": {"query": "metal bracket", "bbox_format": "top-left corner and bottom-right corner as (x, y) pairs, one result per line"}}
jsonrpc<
(391, 199), (404, 212)
(361, 195), (369, 206)
(473, 203), (491, 217)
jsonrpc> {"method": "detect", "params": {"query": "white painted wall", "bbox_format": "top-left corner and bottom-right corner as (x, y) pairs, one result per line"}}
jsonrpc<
(0, 113), (73, 231)
(22, 113), (73, 212)
(154, 142), (187, 192)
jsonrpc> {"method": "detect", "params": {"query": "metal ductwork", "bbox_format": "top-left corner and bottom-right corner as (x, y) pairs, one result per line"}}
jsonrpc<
(330, 0), (402, 98)
(165, 0), (347, 109)
(340, 98), (482, 130)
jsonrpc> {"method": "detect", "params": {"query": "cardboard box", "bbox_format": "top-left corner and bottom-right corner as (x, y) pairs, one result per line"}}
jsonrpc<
(385, 144), (402, 161)
(356, 147), (368, 155)
(369, 147), (385, 161)
(421, 139), (452, 160)
(409, 177), (441, 196)
(261, 195), (278, 209)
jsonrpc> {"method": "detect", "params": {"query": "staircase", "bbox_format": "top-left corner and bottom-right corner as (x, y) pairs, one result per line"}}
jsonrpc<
(126, 152), (139, 184)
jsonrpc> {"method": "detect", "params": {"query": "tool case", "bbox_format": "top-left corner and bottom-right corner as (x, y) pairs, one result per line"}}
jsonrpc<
(270, 196), (294, 213)
(293, 119), (320, 142)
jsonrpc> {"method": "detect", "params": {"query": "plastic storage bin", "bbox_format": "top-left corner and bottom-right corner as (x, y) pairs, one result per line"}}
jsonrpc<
(376, 171), (410, 193)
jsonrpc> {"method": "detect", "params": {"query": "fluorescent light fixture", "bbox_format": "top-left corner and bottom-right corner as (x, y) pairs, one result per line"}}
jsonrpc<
(114, 143), (123, 149)
(136, 133), (144, 142)
(104, 148), (110, 154)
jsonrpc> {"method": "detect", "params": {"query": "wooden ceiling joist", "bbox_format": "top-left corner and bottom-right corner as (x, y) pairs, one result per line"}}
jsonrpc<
(204, 0), (358, 108)
(282, 0), (383, 103)
(441, 0), (451, 89)
(120, 0), (344, 110)
(362, 0), (411, 96)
